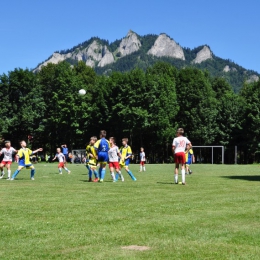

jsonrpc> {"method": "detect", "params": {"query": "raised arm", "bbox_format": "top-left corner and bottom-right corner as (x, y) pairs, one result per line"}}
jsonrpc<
(33, 148), (43, 154)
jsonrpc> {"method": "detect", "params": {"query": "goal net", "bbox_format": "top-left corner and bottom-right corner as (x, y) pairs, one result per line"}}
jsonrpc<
(192, 146), (224, 164)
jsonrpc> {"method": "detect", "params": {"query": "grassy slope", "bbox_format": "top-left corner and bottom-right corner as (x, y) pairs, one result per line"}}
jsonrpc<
(0, 163), (260, 259)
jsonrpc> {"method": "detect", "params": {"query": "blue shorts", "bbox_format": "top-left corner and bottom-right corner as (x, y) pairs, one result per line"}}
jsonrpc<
(124, 159), (130, 166)
(98, 152), (108, 163)
(186, 159), (192, 165)
(19, 162), (32, 168)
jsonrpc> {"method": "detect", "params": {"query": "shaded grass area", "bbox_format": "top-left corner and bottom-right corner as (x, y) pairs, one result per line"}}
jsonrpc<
(0, 163), (260, 259)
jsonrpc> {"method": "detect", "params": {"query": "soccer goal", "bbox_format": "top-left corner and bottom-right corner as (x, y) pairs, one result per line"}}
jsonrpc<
(71, 149), (86, 164)
(192, 146), (224, 164)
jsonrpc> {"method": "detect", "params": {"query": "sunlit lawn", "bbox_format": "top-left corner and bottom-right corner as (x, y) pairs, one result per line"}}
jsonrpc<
(0, 163), (260, 259)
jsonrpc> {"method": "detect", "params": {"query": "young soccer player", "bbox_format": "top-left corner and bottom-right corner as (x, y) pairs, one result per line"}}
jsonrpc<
(94, 130), (110, 182)
(0, 141), (17, 180)
(52, 148), (71, 174)
(185, 144), (195, 174)
(108, 137), (124, 182)
(11, 141), (43, 180)
(119, 138), (136, 181)
(172, 128), (191, 185)
(139, 147), (146, 172)
(86, 137), (99, 182)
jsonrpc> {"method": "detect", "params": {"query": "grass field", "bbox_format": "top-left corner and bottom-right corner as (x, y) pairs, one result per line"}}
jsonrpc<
(0, 163), (260, 260)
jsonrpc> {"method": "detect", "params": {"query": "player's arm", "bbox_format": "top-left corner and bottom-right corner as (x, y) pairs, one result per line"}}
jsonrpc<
(32, 148), (43, 154)
(192, 154), (195, 163)
(61, 144), (65, 148)
(52, 156), (57, 161)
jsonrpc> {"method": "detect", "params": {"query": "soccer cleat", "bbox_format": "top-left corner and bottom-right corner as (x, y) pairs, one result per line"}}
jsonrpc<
(182, 182), (186, 185)
(88, 178), (93, 182)
(59, 172), (62, 174)
(68, 171), (71, 174)
(6, 177), (11, 180)
(99, 179), (103, 183)
(0, 173), (5, 179)
(132, 177), (137, 181)
(93, 178), (99, 182)
(189, 170), (193, 174)
(31, 177), (35, 180)
(10, 178), (14, 181)
(121, 176), (125, 182)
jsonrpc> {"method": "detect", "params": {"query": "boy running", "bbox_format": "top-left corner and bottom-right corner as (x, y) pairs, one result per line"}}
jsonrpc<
(139, 147), (146, 172)
(11, 141), (43, 180)
(119, 138), (136, 181)
(108, 137), (124, 182)
(0, 141), (17, 180)
(52, 148), (71, 174)
(86, 137), (99, 182)
(172, 128), (191, 185)
(94, 130), (110, 182)
(185, 144), (195, 174)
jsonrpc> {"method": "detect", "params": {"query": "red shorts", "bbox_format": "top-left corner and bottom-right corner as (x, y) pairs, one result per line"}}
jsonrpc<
(174, 152), (186, 164)
(109, 161), (120, 169)
(140, 161), (145, 166)
(1, 161), (12, 166)
(58, 162), (65, 168)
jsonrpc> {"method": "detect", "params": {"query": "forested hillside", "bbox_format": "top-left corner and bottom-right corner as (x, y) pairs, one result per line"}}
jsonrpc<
(1, 61), (259, 163)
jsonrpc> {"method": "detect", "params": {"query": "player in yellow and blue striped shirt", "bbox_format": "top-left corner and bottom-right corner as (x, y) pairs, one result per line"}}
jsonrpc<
(11, 140), (43, 180)
(118, 138), (136, 181)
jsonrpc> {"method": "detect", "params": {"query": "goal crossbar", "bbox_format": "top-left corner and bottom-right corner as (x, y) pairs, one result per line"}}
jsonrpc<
(192, 146), (224, 164)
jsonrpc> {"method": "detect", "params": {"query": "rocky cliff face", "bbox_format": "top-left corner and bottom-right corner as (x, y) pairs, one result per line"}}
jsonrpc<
(147, 34), (185, 60)
(192, 46), (212, 64)
(246, 74), (259, 83)
(223, 65), (237, 72)
(117, 30), (141, 57)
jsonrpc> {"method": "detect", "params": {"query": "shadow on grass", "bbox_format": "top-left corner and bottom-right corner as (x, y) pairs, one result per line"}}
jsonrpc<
(222, 175), (260, 182)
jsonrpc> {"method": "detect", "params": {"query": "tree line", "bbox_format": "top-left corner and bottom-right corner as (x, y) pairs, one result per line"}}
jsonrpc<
(0, 61), (259, 163)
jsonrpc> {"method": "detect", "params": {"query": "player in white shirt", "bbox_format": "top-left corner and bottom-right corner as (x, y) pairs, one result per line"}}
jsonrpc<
(172, 128), (191, 185)
(108, 137), (124, 182)
(139, 147), (146, 172)
(0, 141), (17, 180)
(52, 148), (71, 174)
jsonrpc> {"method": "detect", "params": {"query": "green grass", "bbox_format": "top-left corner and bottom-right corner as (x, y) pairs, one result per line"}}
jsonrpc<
(0, 163), (260, 259)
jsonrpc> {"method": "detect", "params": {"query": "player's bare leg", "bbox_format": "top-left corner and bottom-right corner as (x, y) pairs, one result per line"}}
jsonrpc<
(0, 164), (5, 178)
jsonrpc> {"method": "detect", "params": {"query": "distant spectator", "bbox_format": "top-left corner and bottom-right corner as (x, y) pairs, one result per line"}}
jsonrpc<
(61, 144), (69, 162)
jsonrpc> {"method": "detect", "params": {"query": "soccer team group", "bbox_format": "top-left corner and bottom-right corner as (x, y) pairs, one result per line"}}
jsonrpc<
(0, 128), (194, 184)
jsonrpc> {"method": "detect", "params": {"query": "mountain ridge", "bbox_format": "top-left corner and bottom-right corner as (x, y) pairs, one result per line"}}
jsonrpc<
(34, 30), (259, 93)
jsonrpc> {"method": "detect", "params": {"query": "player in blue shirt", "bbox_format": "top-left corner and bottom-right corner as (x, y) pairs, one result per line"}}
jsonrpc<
(94, 130), (110, 182)
(61, 144), (69, 162)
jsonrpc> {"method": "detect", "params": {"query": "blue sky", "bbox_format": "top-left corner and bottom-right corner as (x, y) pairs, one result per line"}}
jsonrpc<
(0, 0), (259, 74)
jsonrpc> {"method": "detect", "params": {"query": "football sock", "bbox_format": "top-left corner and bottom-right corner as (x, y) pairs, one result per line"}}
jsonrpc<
(127, 170), (135, 180)
(86, 165), (90, 171)
(115, 173), (119, 180)
(110, 172), (115, 180)
(99, 167), (102, 179)
(93, 169), (98, 178)
(88, 168), (92, 178)
(101, 169), (106, 180)
(12, 170), (20, 178)
(1, 171), (4, 175)
(140, 165), (142, 171)
(175, 174), (178, 183)
(31, 169), (35, 178)
(143, 166), (146, 171)
(64, 167), (69, 172)
(8, 170), (11, 178)
(59, 168), (62, 173)
(181, 169), (185, 183)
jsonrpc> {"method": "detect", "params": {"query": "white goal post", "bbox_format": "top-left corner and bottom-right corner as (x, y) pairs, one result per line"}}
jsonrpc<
(192, 146), (224, 164)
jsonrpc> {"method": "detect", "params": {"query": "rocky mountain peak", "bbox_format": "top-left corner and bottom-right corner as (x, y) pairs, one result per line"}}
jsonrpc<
(192, 46), (212, 64)
(117, 30), (141, 57)
(147, 34), (185, 60)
